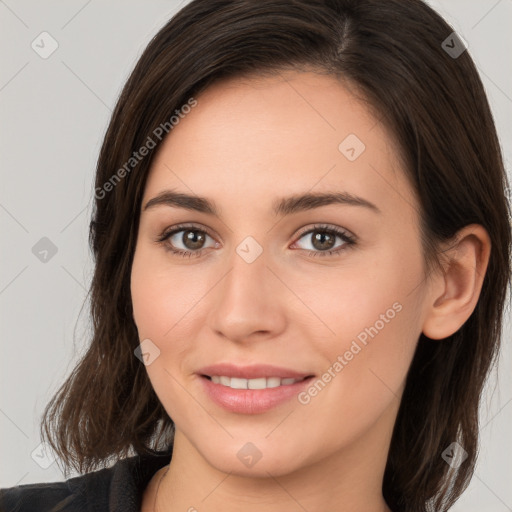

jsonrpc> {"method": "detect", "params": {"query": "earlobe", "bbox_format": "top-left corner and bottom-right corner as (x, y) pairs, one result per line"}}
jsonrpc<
(422, 224), (491, 341)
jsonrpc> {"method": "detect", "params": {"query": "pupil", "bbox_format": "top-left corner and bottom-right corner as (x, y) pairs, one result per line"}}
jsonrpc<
(184, 230), (205, 250)
(313, 231), (334, 250)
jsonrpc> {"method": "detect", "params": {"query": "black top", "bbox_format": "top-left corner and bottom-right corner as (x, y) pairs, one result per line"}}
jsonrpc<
(0, 448), (173, 512)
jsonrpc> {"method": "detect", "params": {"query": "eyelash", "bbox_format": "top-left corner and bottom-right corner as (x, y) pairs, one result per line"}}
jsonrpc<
(155, 223), (357, 259)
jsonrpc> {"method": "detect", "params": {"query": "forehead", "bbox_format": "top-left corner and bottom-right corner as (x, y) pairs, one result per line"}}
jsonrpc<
(143, 70), (413, 219)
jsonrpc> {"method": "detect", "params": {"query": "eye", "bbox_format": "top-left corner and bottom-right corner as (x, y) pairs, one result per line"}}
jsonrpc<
(291, 224), (356, 258)
(156, 224), (217, 258)
(156, 223), (356, 259)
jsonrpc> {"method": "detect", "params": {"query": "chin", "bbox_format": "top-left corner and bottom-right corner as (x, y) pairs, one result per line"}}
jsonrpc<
(195, 437), (312, 478)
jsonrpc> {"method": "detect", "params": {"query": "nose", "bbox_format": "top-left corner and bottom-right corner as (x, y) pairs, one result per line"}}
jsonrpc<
(208, 243), (287, 344)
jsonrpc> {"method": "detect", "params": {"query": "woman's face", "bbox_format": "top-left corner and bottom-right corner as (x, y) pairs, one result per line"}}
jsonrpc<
(131, 70), (433, 478)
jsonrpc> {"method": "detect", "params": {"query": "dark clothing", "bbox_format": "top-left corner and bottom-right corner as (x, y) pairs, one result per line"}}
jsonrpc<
(0, 448), (172, 512)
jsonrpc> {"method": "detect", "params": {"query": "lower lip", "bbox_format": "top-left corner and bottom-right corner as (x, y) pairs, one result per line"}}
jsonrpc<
(199, 375), (314, 414)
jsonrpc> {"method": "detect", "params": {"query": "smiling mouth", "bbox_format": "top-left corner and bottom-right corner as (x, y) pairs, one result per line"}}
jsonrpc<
(201, 374), (314, 390)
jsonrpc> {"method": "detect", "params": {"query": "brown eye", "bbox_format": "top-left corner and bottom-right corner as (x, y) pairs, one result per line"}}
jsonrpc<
(179, 229), (207, 250)
(157, 225), (217, 257)
(310, 231), (337, 251)
(293, 225), (355, 257)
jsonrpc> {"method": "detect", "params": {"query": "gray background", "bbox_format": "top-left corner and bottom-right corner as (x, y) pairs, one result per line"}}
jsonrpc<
(1, 1), (511, 510)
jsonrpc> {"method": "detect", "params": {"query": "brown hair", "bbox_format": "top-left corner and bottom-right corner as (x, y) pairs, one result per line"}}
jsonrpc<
(40, 1), (511, 511)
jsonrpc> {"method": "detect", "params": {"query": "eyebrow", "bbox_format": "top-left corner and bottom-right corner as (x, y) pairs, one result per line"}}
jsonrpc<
(143, 189), (381, 216)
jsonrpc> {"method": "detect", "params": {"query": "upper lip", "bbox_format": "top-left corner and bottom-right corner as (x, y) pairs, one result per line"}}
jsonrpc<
(197, 363), (314, 380)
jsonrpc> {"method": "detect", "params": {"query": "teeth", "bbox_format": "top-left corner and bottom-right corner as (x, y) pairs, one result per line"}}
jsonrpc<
(266, 377), (281, 388)
(247, 377), (266, 389)
(230, 377), (248, 389)
(208, 376), (304, 389)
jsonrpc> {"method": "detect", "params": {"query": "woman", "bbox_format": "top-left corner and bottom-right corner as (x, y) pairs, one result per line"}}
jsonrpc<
(1, 0), (510, 511)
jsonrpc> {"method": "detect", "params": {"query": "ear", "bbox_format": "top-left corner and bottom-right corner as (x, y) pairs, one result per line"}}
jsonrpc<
(422, 224), (491, 340)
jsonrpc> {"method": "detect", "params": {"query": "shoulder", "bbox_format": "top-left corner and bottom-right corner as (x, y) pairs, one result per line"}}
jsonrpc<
(0, 448), (173, 512)
(0, 481), (82, 512)
(0, 465), (113, 512)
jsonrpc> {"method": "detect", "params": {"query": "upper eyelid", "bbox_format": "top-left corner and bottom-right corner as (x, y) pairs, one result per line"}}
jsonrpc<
(295, 223), (354, 238)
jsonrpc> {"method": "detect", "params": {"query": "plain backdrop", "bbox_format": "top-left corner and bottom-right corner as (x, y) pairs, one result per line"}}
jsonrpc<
(1, 1), (511, 510)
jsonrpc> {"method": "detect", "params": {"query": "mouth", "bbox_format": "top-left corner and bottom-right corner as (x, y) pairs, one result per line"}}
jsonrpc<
(196, 363), (315, 414)
(196, 363), (316, 414)
(200, 374), (314, 390)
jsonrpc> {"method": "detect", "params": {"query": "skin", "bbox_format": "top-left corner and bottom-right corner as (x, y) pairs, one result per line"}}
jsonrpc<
(131, 70), (491, 512)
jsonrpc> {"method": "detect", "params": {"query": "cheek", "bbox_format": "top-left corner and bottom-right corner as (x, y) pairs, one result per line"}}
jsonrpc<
(130, 248), (204, 421)
(131, 246), (206, 339)
(294, 244), (423, 408)
(130, 246), (219, 407)
(290, 242), (421, 350)
(292, 295), (419, 453)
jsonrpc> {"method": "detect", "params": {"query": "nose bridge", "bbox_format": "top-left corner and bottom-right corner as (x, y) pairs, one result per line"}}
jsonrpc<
(221, 236), (270, 310)
(209, 234), (285, 340)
